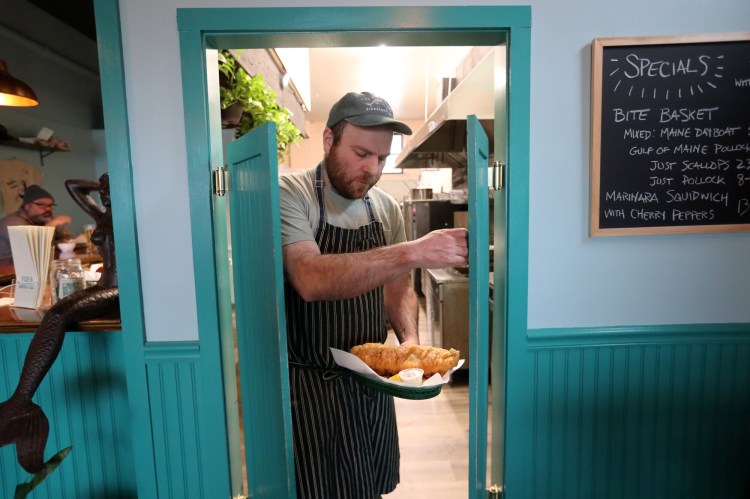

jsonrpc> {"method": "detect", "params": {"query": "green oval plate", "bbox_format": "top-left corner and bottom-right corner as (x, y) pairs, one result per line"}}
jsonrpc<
(353, 373), (443, 400)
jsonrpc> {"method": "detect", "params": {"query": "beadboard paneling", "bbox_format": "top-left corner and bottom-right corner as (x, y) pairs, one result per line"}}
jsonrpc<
(0, 332), (134, 499)
(522, 334), (750, 499)
(144, 343), (204, 499)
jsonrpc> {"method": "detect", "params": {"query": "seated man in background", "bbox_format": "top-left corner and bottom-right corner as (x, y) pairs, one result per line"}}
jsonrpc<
(0, 184), (71, 263)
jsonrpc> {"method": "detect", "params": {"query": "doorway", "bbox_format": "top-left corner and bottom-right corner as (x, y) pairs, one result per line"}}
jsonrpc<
(223, 43), (495, 498)
(178, 6), (531, 498)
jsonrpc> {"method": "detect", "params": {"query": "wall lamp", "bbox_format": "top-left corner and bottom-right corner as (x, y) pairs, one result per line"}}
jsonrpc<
(0, 59), (39, 107)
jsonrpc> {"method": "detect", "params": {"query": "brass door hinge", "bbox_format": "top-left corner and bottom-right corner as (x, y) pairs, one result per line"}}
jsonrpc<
(487, 483), (505, 498)
(213, 166), (229, 196)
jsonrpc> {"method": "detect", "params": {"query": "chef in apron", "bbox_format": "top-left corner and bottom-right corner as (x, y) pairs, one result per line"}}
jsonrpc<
(279, 92), (468, 498)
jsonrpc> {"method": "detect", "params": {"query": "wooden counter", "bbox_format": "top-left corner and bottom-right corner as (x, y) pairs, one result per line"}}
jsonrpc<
(0, 302), (121, 333)
(0, 247), (119, 333)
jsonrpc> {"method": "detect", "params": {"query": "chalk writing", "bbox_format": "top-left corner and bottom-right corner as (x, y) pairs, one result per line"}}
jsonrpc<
(594, 36), (750, 232)
(622, 54), (711, 79)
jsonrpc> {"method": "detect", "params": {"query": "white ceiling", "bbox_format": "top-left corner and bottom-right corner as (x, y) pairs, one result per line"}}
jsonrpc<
(301, 46), (474, 123)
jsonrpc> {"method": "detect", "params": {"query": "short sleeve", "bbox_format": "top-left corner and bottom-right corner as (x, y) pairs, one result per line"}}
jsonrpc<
(278, 172), (316, 247)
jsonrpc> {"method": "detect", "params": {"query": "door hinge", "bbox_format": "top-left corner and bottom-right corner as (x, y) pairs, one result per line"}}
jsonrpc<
(492, 161), (505, 190)
(487, 484), (505, 499)
(213, 166), (229, 196)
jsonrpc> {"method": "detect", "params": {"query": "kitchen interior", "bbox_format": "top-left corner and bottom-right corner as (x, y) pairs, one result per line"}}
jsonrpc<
(244, 43), (503, 497)
(384, 46), (498, 497)
(275, 43), (499, 373)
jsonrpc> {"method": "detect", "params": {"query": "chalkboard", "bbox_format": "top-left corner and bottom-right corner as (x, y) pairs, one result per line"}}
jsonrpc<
(590, 33), (750, 236)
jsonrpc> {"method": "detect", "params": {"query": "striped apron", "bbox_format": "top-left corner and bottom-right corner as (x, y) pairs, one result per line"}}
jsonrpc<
(285, 164), (400, 498)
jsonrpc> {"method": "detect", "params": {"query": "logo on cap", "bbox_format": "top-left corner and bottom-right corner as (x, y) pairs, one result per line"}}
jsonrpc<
(358, 94), (394, 117)
(326, 91), (413, 135)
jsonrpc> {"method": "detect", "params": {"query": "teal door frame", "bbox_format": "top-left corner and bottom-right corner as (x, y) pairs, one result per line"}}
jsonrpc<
(92, 0), (156, 496)
(178, 5), (531, 498)
(83, 1), (531, 497)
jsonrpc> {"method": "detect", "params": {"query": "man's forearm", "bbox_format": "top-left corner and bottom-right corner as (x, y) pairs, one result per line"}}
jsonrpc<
(384, 275), (419, 345)
(283, 228), (469, 302)
(285, 242), (416, 301)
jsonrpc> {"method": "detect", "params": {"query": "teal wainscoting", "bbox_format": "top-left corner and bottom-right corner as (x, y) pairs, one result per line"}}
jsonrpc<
(517, 324), (750, 499)
(143, 342), (210, 499)
(0, 332), (135, 498)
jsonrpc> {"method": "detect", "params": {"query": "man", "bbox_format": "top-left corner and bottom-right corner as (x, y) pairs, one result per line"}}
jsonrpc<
(279, 91), (468, 498)
(0, 184), (72, 262)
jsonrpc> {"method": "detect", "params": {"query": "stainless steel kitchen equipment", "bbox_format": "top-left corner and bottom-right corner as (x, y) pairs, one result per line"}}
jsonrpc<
(395, 47), (496, 170)
(422, 267), (469, 370)
(409, 187), (433, 200)
(403, 199), (466, 241)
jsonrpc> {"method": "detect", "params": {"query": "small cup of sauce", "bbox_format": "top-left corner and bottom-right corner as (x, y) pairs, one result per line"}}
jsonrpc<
(398, 368), (424, 386)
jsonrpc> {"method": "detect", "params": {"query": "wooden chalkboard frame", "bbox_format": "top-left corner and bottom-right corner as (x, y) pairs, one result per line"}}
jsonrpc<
(590, 32), (750, 237)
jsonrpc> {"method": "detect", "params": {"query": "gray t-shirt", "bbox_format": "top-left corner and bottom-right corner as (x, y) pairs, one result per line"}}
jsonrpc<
(279, 165), (406, 247)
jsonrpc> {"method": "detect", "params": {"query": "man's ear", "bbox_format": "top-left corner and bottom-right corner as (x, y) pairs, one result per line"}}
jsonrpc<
(323, 127), (334, 154)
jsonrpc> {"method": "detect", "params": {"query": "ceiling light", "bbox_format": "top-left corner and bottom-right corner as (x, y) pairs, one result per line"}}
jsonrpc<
(0, 59), (39, 107)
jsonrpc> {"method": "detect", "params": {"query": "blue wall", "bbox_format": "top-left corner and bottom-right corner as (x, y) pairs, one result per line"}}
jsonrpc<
(525, 0), (750, 328)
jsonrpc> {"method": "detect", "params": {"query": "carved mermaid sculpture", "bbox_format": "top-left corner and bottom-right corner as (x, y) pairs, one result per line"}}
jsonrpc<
(0, 173), (119, 473)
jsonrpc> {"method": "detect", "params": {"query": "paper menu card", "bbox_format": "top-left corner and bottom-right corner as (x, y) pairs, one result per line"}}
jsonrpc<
(8, 225), (55, 309)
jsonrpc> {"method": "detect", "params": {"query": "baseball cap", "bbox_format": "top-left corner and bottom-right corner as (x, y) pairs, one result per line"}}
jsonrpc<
(22, 185), (55, 205)
(326, 91), (412, 135)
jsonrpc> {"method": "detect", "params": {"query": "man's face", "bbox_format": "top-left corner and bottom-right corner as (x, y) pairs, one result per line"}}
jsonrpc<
(323, 123), (394, 200)
(24, 197), (55, 224)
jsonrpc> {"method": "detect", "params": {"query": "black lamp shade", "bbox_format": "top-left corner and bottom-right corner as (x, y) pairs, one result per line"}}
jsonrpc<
(0, 59), (39, 107)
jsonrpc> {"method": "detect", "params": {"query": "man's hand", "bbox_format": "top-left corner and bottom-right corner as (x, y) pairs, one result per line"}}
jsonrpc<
(46, 215), (72, 228)
(407, 228), (468, 269)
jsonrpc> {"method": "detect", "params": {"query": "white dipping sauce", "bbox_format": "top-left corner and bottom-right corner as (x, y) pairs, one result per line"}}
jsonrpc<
(398, 368), (424, 386)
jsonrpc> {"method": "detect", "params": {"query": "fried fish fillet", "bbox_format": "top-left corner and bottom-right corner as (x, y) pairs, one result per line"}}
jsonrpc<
(350, 343), (460, 378)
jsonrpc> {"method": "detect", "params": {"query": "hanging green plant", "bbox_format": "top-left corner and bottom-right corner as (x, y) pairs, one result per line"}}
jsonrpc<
(218, 50), (303, 162)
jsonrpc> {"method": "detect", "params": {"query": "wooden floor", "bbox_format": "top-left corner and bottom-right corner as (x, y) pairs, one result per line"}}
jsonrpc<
(382, 298), (490, 499)
(383, 377), (475, 498)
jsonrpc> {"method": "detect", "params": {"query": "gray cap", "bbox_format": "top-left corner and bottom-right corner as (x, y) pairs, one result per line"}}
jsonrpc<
(22, 184), (55, 204)
(326, 91), (412, 135)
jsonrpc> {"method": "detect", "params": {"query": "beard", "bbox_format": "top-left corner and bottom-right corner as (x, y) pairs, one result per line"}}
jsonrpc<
(324, 145), (379, 200)
(28, 212), (52, 225)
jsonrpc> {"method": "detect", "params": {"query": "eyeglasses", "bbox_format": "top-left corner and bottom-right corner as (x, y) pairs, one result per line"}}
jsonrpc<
(31, 201), (56, 209)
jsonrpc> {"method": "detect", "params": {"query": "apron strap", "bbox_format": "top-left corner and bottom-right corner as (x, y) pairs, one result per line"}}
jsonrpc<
(314, 162), (379, 234)
(314, 163), (326, 237)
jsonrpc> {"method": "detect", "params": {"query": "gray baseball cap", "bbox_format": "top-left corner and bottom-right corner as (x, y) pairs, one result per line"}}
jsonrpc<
(22, 185), (55, 205)
(326, 91), (412, 135)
